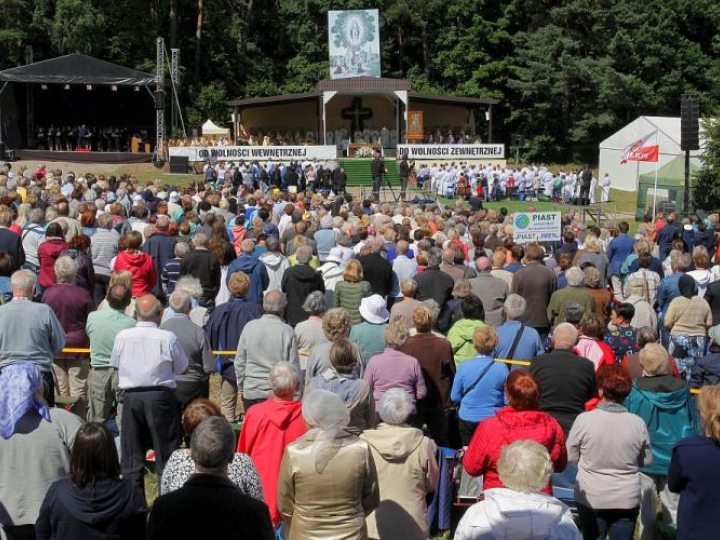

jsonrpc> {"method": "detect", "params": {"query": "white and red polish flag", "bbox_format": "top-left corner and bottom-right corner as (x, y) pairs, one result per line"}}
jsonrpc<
(620, 130), (659, 163)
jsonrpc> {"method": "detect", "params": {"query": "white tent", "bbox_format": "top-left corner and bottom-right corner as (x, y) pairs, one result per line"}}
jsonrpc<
(201, 119), (230, 136)
(599, 116), (706, 191)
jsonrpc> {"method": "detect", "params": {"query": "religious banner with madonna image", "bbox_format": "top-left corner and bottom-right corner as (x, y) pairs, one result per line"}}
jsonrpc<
(406, 111), (424, 140)
(328, 9), (381, 79)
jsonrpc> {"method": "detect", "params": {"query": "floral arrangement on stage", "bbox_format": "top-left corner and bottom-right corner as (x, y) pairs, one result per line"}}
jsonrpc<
(354, 145), (376, 158)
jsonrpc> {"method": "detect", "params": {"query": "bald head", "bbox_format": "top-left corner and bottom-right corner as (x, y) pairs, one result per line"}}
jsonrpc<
(476, 256), (491, 272)
(135, 294), (163, 323)
(442, 248), (455, 263)
(551, 323), (579, 350)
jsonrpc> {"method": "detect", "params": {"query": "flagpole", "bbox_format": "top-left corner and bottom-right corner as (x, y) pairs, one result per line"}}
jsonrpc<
(652, 129), (659, 219)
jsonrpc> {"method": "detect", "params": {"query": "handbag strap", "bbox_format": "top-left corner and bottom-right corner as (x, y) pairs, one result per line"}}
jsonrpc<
(463, 359), (495, 397)
(506, 324), (526, 360)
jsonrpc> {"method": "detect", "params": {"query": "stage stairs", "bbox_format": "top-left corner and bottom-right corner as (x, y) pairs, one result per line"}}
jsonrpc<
(340, 158), (400, 187)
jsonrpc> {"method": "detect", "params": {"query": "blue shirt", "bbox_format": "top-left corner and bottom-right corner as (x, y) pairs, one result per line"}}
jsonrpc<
(494, 321), (544, 362)
(607, 234), (635, 275)
(656, 273), (683, 318)
(450, 354), (507, 423)
(627, 256), (664, 277)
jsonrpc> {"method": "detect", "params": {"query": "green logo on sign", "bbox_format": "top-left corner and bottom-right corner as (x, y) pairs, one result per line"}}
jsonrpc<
(515, 214), (530, 229)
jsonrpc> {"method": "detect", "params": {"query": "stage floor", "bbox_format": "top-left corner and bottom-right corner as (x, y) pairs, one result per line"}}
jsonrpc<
(14, 149), (153, 164)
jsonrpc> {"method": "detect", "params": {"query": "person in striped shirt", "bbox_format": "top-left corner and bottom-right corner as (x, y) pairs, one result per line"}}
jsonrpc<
(161, 242), (188, 297)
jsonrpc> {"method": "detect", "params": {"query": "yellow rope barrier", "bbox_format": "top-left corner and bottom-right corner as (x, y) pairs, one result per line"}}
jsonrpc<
(63, 348), (532, 364)
(59, 349), (699, 390)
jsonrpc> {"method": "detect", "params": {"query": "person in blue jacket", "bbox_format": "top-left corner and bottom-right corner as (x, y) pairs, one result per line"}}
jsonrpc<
(690, 326), (720, 388)
(657, 213), (682, 261)
(607, 221), (635, 296)
(668, 385), (720, 540)
(625, 343), (699, 539)
(450, 325), (508, 446)
(226, 239), (269, 304)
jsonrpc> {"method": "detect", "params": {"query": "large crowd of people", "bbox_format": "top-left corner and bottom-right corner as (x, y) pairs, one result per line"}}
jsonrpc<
(0, 157), (718, 540)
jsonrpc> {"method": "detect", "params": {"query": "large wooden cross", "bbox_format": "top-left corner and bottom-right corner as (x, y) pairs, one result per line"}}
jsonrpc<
(341, 97), (373, 135)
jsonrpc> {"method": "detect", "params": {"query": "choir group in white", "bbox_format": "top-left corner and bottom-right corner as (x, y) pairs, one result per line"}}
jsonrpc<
(201, 159), (613, 204)
(421, 163), (612, 203)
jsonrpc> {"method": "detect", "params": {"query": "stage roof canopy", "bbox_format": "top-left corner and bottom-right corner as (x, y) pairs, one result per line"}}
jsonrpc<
(0, 54), (155, 86)
(227, 77), (499, 108)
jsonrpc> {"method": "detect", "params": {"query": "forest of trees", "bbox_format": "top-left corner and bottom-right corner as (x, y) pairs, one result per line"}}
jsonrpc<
(2, 0), (720, 162)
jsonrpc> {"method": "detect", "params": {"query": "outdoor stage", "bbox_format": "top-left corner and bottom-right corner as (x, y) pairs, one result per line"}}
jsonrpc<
(14, 149), (154, 164)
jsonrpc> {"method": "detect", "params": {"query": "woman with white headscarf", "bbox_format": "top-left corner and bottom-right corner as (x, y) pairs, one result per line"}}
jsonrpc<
(0, 363), (83, 539)
(277, 389), (379, 539)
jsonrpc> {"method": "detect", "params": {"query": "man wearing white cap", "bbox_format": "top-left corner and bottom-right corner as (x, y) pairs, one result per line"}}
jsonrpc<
(349, 295), (389, 362)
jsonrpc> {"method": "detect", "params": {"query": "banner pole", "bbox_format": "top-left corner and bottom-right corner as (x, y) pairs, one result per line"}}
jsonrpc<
(652, 129), (659, 219)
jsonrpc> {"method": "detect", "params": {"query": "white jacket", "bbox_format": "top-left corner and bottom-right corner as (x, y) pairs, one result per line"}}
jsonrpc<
(454, 488), (581, 540)
(317, 261), (344, 291)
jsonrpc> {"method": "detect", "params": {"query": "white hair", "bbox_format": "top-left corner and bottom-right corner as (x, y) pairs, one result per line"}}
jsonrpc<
(497, 440), (553, 493)
(174, 242), (189, 258)
(54, 256), (78, 284)
(264, 290), (288, 316)
(565, 267), (585, 287)
(377, 388), (413, 425)
(174, 276), (203, 298)
(11, 269), (36, 295)
(269, 361), (301, 398)
(504, 294), (526, 319)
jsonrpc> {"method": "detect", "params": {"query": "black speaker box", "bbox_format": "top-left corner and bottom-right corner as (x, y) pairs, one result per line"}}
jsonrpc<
(169, 155), (188, 174)
(681, 96), (699, 151)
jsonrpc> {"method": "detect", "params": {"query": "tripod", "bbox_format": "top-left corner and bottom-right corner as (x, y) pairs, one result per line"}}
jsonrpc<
(378, 172), (399, 203)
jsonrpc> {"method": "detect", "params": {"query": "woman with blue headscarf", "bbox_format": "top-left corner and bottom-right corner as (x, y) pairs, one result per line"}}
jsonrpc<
(0, 362), (83, 540)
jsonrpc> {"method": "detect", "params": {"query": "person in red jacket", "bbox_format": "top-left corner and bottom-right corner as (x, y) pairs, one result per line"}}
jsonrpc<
(37, 222), (70, 290)
(236, 362), (306, 528)
(463, 370), (567, 494)
(113, 231), (156, 297)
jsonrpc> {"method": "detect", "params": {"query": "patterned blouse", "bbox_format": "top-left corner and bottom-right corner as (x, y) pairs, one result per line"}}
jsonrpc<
(604, 327), (640, 363)
(160, 449), (265, 501)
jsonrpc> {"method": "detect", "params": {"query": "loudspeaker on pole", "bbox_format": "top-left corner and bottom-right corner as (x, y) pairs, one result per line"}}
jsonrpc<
(681, 95), (699, 151)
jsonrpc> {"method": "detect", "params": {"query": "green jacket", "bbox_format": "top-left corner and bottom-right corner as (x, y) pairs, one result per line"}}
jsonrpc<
(625, 382), (699, 476)
(546, 287), (595, 328)
(448, 318), (487, 368)
(334, 280), (372, 325)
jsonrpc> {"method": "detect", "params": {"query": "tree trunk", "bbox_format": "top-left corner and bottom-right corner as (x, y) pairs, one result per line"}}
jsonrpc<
(195, 0), (203, 80)
(397, 28), (404, 75)
(421, 24), (430, 80)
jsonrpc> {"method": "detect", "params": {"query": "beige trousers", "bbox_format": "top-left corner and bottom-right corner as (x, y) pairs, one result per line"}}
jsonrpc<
(52, 357), (90, 418)
(52, 357), (90, 399)
(221, 378), (240, 423)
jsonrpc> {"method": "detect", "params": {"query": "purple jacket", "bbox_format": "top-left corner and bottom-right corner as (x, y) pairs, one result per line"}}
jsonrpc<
(42, 283), (94, 358)
(363, 348), (427, 412)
